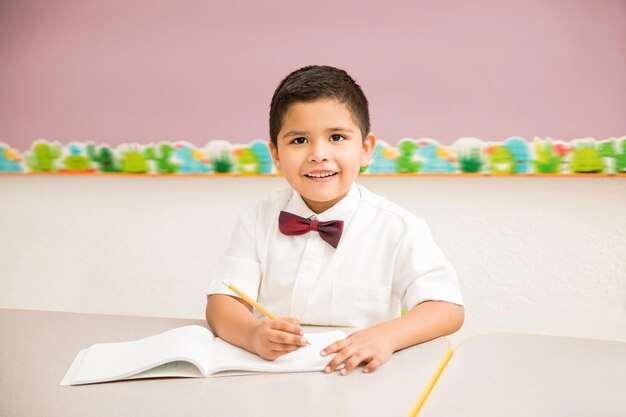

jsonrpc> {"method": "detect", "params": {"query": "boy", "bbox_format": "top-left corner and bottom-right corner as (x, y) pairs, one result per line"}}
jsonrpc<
(206, 65), (464, 376)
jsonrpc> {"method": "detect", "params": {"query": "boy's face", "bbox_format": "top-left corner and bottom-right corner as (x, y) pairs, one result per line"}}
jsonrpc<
(269, 99), (376, 214)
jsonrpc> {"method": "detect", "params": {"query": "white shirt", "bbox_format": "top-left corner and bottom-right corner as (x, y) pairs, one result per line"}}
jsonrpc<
(208, 183), (463, 328)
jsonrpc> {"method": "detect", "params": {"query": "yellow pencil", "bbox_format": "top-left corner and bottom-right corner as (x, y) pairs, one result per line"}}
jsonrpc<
(222, 280), (277, 319)
(222, 280), (310, 345)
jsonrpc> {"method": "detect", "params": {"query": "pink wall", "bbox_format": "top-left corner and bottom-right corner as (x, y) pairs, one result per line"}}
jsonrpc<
(1, 0), (624, 150)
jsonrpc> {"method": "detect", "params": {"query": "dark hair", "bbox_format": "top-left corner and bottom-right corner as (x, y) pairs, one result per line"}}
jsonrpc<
(269, 65), (370, 147)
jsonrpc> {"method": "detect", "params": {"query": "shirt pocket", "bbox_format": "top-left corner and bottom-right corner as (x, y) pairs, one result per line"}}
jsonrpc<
(330, 281), (392, 328)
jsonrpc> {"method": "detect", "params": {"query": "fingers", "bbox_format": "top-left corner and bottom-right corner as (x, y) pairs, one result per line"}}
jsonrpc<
(280, 317), (302, 326)
(267, 331), (309, 347)
(255, 318), (306, 361)
(323, 341), (357, 373)
(320, 337), (351, 357)
(327, 349), (380, 376)
(271, 317), (304, 336)
(362, 356), (384, 373)
(267, 317), (307, 346)
(252, 317), (308, 360)
(341, 352), (366, 375)
(321, 337), (386, 376)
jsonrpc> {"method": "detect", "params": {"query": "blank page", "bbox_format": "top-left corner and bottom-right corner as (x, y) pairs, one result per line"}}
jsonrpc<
(73, 325), (214, 384)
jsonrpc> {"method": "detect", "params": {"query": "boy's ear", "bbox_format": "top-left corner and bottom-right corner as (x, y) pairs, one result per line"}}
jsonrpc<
(361, 133), (376, 166)
(268, 141), (281, 172)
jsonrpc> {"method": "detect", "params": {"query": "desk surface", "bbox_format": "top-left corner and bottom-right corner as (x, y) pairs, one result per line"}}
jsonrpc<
(0, 308), (450, 417)
(419, 333), (626, 417)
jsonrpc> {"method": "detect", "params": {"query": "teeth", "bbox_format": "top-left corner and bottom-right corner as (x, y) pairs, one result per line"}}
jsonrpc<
(306, 172), (336, 178)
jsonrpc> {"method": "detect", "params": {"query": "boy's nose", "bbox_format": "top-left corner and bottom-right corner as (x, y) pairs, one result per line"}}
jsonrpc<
(308, 140), (330, 162)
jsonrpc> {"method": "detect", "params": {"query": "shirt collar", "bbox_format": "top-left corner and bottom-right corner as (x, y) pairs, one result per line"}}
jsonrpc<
(284, 183), (361, 223)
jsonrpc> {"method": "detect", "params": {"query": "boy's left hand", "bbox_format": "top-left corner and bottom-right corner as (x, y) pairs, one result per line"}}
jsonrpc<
(320, 325), (395, 376)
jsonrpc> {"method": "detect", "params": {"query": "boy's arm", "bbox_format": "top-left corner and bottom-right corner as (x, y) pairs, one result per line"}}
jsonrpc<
(205, 294), (309, 360)
(205, 294), (259, 352)
(321, 300), (464, 375)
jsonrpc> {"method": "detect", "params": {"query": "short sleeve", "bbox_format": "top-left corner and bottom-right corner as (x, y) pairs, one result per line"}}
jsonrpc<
(207, 206), (262, 301)
(392, 218), (463, 311)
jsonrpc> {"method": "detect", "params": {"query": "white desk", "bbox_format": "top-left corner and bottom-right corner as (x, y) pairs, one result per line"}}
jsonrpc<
(0, 308), (451, 417)
(419, 333), (626, 417)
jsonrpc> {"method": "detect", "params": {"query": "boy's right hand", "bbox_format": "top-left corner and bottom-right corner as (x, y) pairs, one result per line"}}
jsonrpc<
(249, 317), (309, 361)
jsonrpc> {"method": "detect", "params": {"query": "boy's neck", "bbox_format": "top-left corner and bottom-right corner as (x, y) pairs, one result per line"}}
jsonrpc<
(301, 189), (351, 214)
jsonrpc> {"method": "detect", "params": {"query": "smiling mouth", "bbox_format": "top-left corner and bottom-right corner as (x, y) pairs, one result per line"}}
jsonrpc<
(304, 171), (338, 178)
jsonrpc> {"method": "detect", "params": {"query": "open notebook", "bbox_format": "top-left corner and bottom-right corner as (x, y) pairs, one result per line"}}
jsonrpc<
(61, 325), (346, 386)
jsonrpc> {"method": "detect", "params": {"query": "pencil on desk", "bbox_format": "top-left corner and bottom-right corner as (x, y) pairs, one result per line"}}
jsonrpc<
(222, 280), (310, 345)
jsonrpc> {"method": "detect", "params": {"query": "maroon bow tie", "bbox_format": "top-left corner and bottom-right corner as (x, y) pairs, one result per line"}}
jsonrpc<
(278, 211), (344, 248)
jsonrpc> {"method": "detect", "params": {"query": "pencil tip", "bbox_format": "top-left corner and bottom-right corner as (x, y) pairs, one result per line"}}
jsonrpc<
(222, 280), (231, 287)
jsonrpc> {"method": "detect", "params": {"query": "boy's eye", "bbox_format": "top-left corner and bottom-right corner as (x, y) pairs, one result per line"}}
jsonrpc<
(291, 137), (308, 145)
(330, 134), (345, 142)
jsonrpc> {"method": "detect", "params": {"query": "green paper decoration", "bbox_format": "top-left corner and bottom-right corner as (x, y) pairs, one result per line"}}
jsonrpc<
(2, 137), (625, 176)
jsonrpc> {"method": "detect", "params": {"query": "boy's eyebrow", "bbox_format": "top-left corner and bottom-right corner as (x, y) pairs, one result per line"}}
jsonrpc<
(281, 126), (355, 139)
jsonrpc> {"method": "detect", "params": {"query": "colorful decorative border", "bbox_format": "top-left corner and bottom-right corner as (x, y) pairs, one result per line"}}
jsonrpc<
(1, 136), (625, 176)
